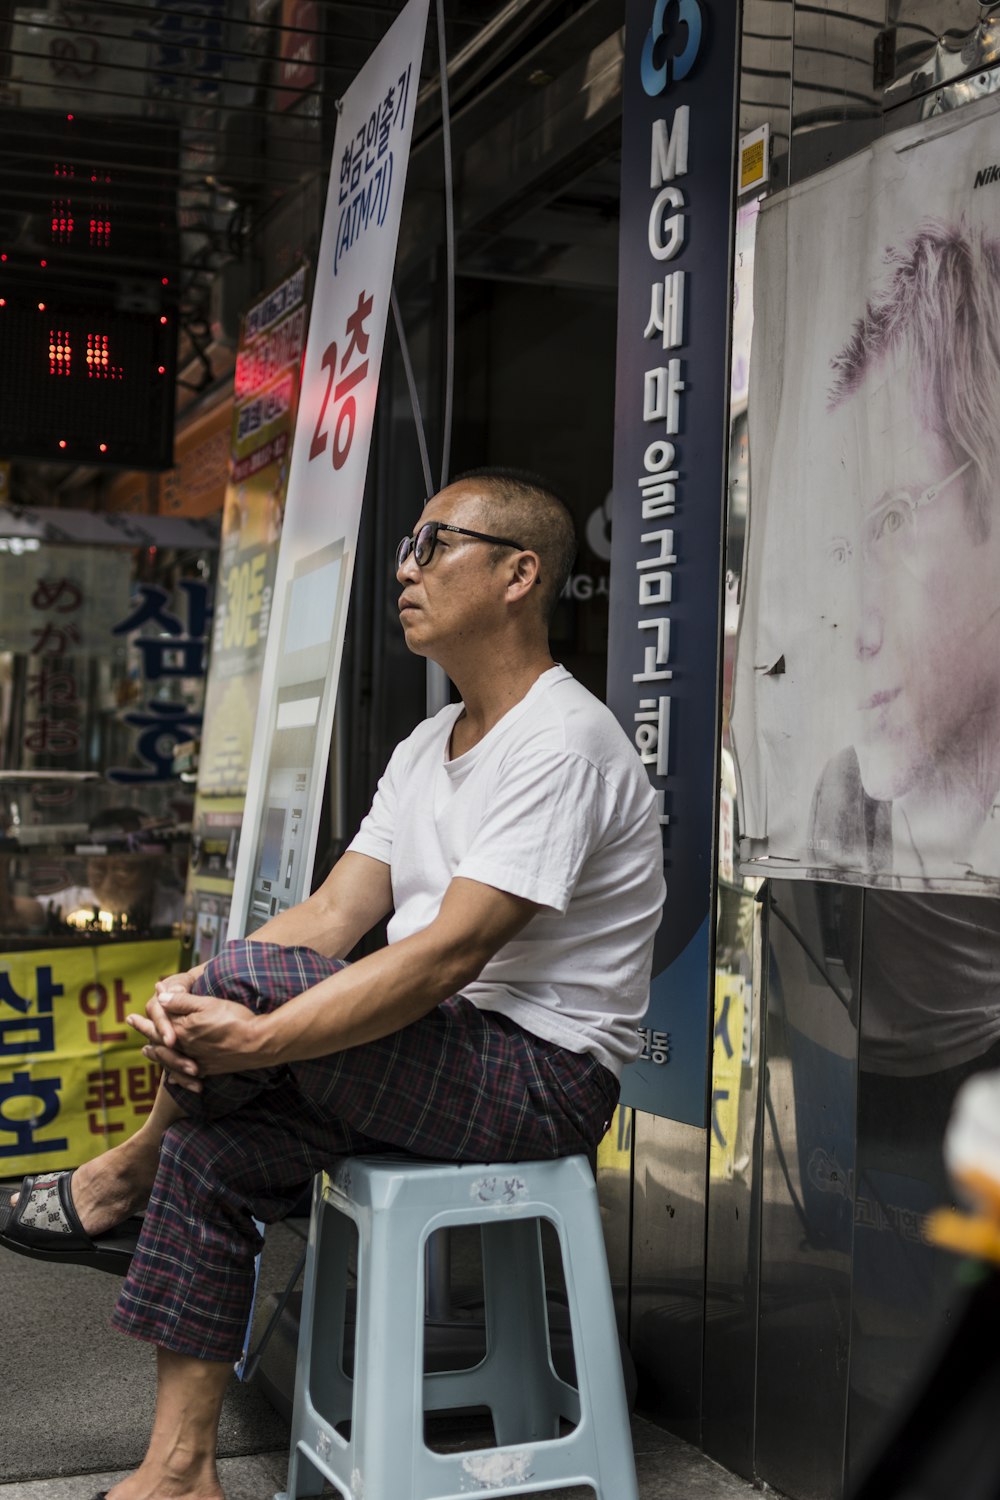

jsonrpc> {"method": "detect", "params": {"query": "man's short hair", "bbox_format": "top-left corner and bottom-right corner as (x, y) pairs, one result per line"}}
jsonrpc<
(453, 467), (577, 621)
(828, 218), (1000, 541)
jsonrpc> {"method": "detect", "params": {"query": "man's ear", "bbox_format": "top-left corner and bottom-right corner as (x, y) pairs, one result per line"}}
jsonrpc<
(506, 549), (542, 601)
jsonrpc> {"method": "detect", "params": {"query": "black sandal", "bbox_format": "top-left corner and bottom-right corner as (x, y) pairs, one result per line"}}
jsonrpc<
(0, 1170), (140, 1275)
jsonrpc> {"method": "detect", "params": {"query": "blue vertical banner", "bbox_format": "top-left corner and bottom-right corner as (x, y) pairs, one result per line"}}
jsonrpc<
(609, 0), (740, 1124)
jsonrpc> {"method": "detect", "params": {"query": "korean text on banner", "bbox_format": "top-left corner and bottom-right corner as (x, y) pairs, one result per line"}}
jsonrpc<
(229, 0), (429, 938)
(0, 939), (179, 1176)
(198, 265), (309, 798)
(608, 0), (739, 1125)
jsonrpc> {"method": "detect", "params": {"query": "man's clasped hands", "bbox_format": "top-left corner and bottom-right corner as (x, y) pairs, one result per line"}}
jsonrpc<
(126, 969), (262, 1095)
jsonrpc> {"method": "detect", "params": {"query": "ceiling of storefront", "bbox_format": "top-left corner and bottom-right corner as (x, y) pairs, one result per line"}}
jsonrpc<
(0, 0), (604, 496)
(0, 5), (540, 359)
(0, 1), (534, 301)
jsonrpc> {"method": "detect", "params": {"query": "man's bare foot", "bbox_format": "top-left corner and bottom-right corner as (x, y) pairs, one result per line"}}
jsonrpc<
(12, 1143), (155, 1238)
(12, 1076), (186, 1236)
(104, 1459), (224, 1500)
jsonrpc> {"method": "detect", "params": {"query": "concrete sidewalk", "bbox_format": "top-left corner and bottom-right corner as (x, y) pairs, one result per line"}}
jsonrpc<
(0, 1211), (762, 1499)
(0, 1416), (760, 1499)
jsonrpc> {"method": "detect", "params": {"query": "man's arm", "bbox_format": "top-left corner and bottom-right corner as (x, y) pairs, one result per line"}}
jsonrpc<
(244, 849), (394, 958)
(132, 875), (538, 1080)
(145, 849), (394, 1064)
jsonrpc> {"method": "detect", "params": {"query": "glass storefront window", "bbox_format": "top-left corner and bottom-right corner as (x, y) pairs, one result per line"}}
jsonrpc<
(0, 540), (215, 947)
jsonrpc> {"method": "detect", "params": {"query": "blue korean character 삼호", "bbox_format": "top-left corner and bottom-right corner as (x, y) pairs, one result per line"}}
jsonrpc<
(112, 583), (184, 638)
(0, 965), (62, 1056)
(0, 1070), (67, 1157)
(132, 636), (206, 681)
(177, 579), (213, 638)
(108, 700), (203, 784)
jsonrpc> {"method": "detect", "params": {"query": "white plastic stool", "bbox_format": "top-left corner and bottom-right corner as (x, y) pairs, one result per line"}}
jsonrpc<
(275, 1154), (639, 1500)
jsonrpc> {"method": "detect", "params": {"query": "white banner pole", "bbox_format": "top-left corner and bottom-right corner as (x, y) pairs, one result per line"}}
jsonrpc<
(228, 0), (430, 937)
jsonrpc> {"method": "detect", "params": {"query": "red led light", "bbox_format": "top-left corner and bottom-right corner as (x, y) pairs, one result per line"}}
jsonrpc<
(159, 315), (168, 325)
(39, 259), (46, 268)
(1, 254), (6, 262)
(161, 277), (169, 286)
(99, 443), (108, 453)
(51, 199), (75, 243)
(157, 365), (165, 374)
(38, 302), (45, 311)
(50, 330), (72, 377)
(66, 114), (74, 121)
(58, 439), (67, 449)
(0, 299), (5, 308)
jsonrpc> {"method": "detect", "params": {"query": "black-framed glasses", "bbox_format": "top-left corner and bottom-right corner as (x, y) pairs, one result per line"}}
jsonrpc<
(395, 520), (525, 570)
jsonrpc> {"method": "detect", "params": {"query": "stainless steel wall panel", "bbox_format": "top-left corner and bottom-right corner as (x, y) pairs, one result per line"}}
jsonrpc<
(741, 0), (794, 191)
(597, 1105), (635, 1335)
(630, 1109), (708, 1445)
(671, 10), (1000, 1500)
(886, 0), (998, 97)
(789, 0), (885, 183)
(754, 881), (862, 1500)
(702, 894), (765, 1480)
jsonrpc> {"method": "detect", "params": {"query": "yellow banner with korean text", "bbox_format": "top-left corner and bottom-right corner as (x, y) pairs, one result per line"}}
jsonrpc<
(0, 939), (180, 1177)
(709, 972), (747, 1182)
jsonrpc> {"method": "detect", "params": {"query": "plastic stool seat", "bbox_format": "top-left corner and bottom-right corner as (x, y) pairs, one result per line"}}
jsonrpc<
(275, 1153), (639, 1500)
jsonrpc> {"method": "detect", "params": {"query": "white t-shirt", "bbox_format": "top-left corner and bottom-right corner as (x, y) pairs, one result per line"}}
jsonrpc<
(348, 665), (665, 1076)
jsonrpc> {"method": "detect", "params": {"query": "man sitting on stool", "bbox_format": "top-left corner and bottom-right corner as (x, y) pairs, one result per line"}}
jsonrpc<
(0, 469), (665, 1500)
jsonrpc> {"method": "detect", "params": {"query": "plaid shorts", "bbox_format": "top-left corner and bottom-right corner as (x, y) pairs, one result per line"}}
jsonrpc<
(111, 939), (619, 1361)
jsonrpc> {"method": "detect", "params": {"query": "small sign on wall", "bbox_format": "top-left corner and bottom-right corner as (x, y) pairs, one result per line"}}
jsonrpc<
(739, 124), (770, 196)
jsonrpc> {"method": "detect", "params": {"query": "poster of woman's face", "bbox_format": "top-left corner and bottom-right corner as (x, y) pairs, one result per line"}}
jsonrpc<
(731, 92), (1000, 893)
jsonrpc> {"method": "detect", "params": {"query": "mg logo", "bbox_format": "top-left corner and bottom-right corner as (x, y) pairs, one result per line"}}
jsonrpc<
(641, 0), (704, 95)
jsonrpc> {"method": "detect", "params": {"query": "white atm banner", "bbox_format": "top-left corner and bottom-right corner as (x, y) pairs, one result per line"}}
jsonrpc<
(229, 0), (429, 934)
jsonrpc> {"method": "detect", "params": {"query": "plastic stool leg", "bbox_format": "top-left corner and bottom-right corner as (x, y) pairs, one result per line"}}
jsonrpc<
(281, 1184), (356, 1499)
(305, 1199), (355, 1431)
(557, 1182), (639, 1500)
(347, 1206), (426, 1499)
(480, 1218), (565, 1445)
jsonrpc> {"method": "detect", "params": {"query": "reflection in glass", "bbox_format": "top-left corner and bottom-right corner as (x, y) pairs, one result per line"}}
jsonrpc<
(0, 540), (211, 945)
(849, 889), (1000, 1478)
